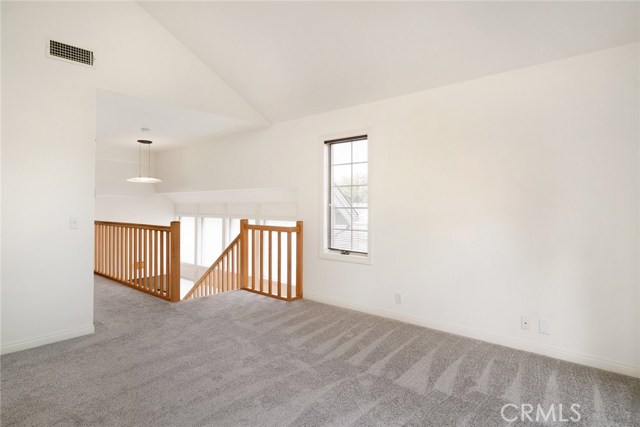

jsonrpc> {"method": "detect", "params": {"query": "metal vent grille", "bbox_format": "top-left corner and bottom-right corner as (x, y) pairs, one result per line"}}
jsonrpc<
(49, 40), (94, 66)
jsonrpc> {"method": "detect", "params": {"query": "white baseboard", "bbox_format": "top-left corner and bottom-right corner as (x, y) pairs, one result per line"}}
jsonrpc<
(304, 292), (640, 379)
(1, 324), (95, 355)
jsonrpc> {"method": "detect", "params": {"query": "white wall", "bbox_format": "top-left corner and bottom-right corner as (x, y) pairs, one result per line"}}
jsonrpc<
(1, 2), (262, 353)
(158, 44), (640, 377)
(95, 144), (175, 225)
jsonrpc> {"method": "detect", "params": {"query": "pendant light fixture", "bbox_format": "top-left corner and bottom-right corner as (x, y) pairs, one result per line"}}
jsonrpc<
(127, 132), (162, 184)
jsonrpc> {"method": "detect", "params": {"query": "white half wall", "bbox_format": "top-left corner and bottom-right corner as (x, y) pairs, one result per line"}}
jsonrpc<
(157, 44), (640, 377)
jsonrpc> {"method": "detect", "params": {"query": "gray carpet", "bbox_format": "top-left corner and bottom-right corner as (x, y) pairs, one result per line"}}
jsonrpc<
(1, 276), (638, 427)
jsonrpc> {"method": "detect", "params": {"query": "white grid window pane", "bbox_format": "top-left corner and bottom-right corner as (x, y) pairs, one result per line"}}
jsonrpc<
(353, 139), (367, 163)
(332, 165), (352, 186)
(331, 142), (351, 165)
(327, 137), (368, 254)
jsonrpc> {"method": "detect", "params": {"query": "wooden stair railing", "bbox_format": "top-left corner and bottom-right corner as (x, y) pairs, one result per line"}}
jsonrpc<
(183, 235), (241, 300)
(183, 219), (303, 301)
(94, 221), (181, 302)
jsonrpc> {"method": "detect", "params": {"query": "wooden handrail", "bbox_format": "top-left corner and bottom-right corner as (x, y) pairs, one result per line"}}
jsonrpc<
(94, 220), (180, 302)
(244, 224), (300, 232)
(94, 220), (171, 232)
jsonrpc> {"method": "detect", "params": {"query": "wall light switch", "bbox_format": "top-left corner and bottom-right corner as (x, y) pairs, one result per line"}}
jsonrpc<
(69, 217), (79, 229)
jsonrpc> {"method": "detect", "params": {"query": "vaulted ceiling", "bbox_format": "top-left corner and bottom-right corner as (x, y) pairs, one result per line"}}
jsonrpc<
(140, 1), (639, 123)
(98, 1), (639, 150)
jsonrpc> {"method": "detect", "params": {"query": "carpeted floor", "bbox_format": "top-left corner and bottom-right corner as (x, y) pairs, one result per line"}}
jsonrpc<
(1, 276), (639, 426)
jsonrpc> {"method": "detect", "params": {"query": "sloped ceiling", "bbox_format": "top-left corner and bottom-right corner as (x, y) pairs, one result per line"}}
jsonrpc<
(140, 1), (639, 123)
(97, 90), (263, 150)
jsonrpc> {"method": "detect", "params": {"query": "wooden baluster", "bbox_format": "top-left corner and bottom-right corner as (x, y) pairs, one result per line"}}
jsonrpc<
(148, 230), (153, 293)
(95, 224), (99, 274)
(165, 229), (170, 293)
(95, 224), (100, 274)
(137, 227), (142, 288)
(153, 230), (160, 294)
(114, 226), (118, 279)
(153, 230), (157, 294)
(106, 225), (110, 277)
(108, 226), (112, 277)
(240, 219), (248, 289)
(287, 231), (292, 300)
(128, 227), (133, 284)
(126, 226), (130, 284)
(160, 231), (164, 294)
(149, 229), (153, 293)
(146, 229), (151, 292)
(122, 227), (126, 282)
(101, 224), (104, 275)
(116, 227), (120, 280)
(233, 244), (237, 289)
(115, 226), (119, 280)
(251, 229), (256, 291)
(101, 224), (104, 274)
(268, 231), (272, 296)
(259, 230), (264, 293)
(220, 263), (223, 292)
(103, 225), (107, 275)
(170, 221), (181, 302)
(143, 229), (148, 292)
(277, 231), (282, 298)
(231, 245), (235, 290)
(118, 226), (122, 281)
(221, 257), (225, 293)
(226, 253), (230, 292)
(296, 221), (303, 299)
(151, 230), (156, 293)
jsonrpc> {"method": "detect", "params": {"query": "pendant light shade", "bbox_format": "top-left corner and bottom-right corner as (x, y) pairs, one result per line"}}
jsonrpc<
(127, 139), (162, 184)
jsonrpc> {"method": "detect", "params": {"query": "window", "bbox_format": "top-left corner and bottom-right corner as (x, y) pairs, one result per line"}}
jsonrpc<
(199, 217), (223, 266)
(326, 135), (368, 255)
(179, 216), (195, 264)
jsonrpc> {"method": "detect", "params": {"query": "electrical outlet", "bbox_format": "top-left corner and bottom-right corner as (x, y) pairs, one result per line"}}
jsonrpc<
(395, 292), (402, 305)
(539, 318), (550, 335)
(521, 316), (530, 330)
(69, 217), (78, 229)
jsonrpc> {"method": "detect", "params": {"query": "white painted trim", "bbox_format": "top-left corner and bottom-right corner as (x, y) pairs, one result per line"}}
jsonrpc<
(304, 292), (640, 379)
(1, 324), (95, 355)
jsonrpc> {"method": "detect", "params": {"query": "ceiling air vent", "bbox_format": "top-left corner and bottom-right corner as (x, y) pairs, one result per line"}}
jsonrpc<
(49, 39), (94, 66)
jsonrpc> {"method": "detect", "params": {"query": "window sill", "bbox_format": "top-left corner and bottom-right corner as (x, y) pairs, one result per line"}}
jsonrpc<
(319, 250), (371, 265)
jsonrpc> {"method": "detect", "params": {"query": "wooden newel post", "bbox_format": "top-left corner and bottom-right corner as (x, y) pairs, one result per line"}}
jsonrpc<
(170, 220), (181, 302)
(296, 221), (303, 298)
(240, 219), (249, 289)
